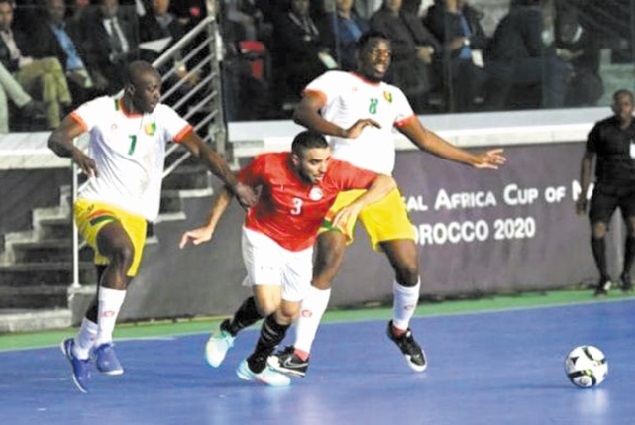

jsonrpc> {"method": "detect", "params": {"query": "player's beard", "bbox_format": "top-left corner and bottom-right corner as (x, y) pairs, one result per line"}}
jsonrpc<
(298, 167), (321, 185)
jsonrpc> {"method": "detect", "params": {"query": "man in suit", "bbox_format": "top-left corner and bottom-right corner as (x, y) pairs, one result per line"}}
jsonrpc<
(78, 0), (139, 94)
(28, 0), (98, 106)
(0, 0), (71, 129)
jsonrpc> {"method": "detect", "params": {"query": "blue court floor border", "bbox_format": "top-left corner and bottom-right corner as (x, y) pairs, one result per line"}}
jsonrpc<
(1, 299), (633, 425)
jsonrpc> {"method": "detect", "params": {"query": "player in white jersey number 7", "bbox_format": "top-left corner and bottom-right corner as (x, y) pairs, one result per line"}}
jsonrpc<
(267, 30), (507, 378)
(48, 60), (258, 393)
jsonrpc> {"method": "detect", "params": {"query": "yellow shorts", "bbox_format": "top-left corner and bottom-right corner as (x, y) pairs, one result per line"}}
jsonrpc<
(320, 188), (415, 250)
(74, 199), (147, 276)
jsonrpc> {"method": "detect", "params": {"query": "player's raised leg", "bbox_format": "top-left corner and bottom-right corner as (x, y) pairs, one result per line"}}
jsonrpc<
(381, 239), (427, 372)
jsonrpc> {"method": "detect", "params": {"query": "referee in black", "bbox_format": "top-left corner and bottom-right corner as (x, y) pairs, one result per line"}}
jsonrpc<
(576, 89), (635, 296)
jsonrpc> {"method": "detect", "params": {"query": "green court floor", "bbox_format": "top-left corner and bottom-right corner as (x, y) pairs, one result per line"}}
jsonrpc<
(1, 288), (633, 351)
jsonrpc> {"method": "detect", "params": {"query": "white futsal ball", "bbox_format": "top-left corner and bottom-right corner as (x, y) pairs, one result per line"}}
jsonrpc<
(564, 345), (608, 388)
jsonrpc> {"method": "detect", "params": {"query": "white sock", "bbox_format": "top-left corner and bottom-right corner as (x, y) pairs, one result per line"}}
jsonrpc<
(72, 317), (98, 360)
(391, 279), (420, 331)
(293, 286), (331, 354)
(94, 287), (127, 347)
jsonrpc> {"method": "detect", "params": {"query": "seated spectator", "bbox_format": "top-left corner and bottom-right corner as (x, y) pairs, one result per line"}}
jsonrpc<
(77, 0), (139, 95)
(139, 0), (196, 78)
(0, 0), (71, 129)
(0, 61), (45, 133)
(169, 0), (207, 23)
(424, 0), (489, 112)
(370, 0), (441, 114)
(483, 0), (571, 110)
(271, 0), (329, 107)
(319, 0), (368, 71)
(555, 7), (603, 106)
(221, 0), (269, 42)
(27, 0), (98, 107)
(67, 0), (91, 25)
(355, 0), (382, 20)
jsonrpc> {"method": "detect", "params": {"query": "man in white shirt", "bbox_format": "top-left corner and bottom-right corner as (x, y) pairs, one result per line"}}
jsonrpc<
(48, 60), (258, 393)
(268, 30), (505, 378)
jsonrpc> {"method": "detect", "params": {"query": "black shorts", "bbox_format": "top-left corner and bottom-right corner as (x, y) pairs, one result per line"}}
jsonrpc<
(589, 182), (635, 223)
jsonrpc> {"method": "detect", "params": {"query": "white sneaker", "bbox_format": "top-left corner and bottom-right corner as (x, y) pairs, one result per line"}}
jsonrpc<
(205, 320), (235, 368)
(236, 359), (291, 387)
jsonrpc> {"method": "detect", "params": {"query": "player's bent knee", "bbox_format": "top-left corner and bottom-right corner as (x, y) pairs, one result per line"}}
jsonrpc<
(395, 266), (419, 287)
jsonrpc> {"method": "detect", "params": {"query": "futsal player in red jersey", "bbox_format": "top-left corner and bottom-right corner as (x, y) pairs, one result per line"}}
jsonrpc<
(179, 130), (395, 386)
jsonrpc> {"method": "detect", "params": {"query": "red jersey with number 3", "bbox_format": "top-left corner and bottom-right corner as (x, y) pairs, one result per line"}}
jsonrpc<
(239, 152), (377, 251)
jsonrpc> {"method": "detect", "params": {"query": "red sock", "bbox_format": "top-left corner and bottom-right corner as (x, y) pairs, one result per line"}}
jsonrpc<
(392, 324), (407, 337)
(294, 348), (310, 361)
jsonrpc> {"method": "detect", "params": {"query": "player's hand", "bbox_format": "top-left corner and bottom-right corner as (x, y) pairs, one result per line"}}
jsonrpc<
(575, 197), (588, 215)
(345, 119), (381, 139)
(332, 204), (363, 231)
(473, 148), (506, 169)
(233, 182), (259, 208)
(72, 149), (98, 178)
(179, 226), (214, 249)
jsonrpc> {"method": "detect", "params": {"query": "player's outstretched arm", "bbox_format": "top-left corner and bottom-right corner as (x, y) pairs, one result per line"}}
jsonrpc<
(179, 185), (233, 249)
(332, 174), (396, 229)
(48, 115), (98, 177)
(179, 130), (258, 208)
(397, 116), (506, 169)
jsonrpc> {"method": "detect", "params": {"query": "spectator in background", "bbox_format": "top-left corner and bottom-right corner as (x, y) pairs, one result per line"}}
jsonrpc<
(555, 7), (603, 107)
(0, 61), (45, 133)
(139, 0), (189, 51)
(576, 89), (635, 296)
(355, 0), (382, 20)
(483, 0), (571, 110)
(370, 0), (441, 114)
(28, 0), (98, 107)
(68, 0), (91, 25)
(78, 0), (139, 94)
(424, 0), (488, 112)
(0, 0), (71, 129)
(320, 0), (368, 71)
(138, 0), (200, 93)
(221, 0), (268, 42)
(271, 0), (329, 107)
(169, 0), (207, 23)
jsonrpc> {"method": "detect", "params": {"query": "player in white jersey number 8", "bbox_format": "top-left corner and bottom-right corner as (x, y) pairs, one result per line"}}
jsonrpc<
(267, 30), (507, 378)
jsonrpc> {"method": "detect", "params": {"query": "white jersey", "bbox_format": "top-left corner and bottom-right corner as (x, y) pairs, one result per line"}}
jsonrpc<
(304, 70), (415, 175)
(72, 95), (190, 221)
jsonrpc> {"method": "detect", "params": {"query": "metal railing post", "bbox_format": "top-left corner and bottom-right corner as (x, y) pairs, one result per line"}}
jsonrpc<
(71, 158), (80, 288)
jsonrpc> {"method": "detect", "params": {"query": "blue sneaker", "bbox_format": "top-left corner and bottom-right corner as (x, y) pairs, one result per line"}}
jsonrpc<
(93, 343), (124, 376)
(236, 359), (291, 387)
(60, 338), (91, 393)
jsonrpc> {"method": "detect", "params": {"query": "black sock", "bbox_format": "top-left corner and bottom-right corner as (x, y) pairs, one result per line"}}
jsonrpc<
(85, 268), (105, 323)
(247, 314), (290, 373)
(622, 236), (635, 278)
(591, 237), (608, 281)
(226, 296), (263, 336)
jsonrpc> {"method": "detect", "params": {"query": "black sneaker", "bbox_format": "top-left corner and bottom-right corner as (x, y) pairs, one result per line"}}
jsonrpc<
(386, 321), (427, 372)
(620, 273), (633, 292)
(593, 278), (611, 297)
(266, 346), (309, 378)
